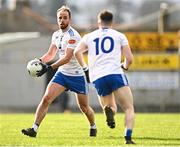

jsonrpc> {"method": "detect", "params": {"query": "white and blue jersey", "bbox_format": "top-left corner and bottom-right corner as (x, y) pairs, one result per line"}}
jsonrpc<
(51, 27), (87, 94)
(81, 28), (129, 82)
(80, 28), (130, 96)
(51, 27), (84, 76)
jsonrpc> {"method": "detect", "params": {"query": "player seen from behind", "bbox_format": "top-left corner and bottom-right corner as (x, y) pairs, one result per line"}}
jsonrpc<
(74, 10), (135, 144)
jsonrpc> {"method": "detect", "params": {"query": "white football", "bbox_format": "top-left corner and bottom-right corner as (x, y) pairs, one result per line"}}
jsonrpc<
(27, 59), (42, 77)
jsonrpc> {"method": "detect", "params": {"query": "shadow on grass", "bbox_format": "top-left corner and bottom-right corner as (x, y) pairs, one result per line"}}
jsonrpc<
(103, 136), (180, 145)
(134, 136), (180, 145)
(134, 136), (180, 141)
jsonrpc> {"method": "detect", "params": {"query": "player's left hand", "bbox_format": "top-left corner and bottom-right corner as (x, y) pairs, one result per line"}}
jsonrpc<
(83, 67), (90, 83)
(36, 62), (53, 77)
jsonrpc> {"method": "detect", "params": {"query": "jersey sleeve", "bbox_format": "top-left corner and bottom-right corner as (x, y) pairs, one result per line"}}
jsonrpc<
(67, 35), (81, 49)
(120, 34), (129, 46)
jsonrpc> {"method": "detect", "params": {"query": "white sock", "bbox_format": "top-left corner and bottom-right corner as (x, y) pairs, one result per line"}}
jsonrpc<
(32, 123), (39, 132)
(90, 123), (96, 129)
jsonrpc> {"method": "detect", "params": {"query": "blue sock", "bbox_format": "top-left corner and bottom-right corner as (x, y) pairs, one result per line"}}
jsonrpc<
(125, 129), (132, 137)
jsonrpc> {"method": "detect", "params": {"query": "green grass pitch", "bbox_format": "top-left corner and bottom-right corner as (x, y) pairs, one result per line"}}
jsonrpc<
(0, 113), (180, 146)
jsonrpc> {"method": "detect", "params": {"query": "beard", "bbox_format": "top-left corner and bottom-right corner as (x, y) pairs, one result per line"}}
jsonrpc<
(59, 23), (69, 30)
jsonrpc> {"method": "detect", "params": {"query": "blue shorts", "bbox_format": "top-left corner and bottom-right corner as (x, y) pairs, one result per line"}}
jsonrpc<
(93, 74), (129, 97)
(51, 71), (88, 95)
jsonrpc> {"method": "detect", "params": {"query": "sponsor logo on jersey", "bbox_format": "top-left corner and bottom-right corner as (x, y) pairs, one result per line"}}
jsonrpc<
(68, 39), (76, 44)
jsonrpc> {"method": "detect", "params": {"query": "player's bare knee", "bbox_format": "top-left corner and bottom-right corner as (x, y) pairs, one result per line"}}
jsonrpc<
(42, 95), (52, 106)
(79, 105), (88, 114)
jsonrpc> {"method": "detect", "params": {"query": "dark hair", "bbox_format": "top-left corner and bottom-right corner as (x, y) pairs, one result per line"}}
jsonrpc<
(57, 5), (71, 18)
(98, 10), (113, 24)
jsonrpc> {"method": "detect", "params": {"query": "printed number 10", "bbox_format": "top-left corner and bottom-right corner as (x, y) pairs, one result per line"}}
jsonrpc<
(93, 36), (114, 55)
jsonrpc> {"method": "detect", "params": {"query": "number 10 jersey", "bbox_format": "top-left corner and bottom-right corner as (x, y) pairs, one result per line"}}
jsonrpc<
(81, 28), (129, 82)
